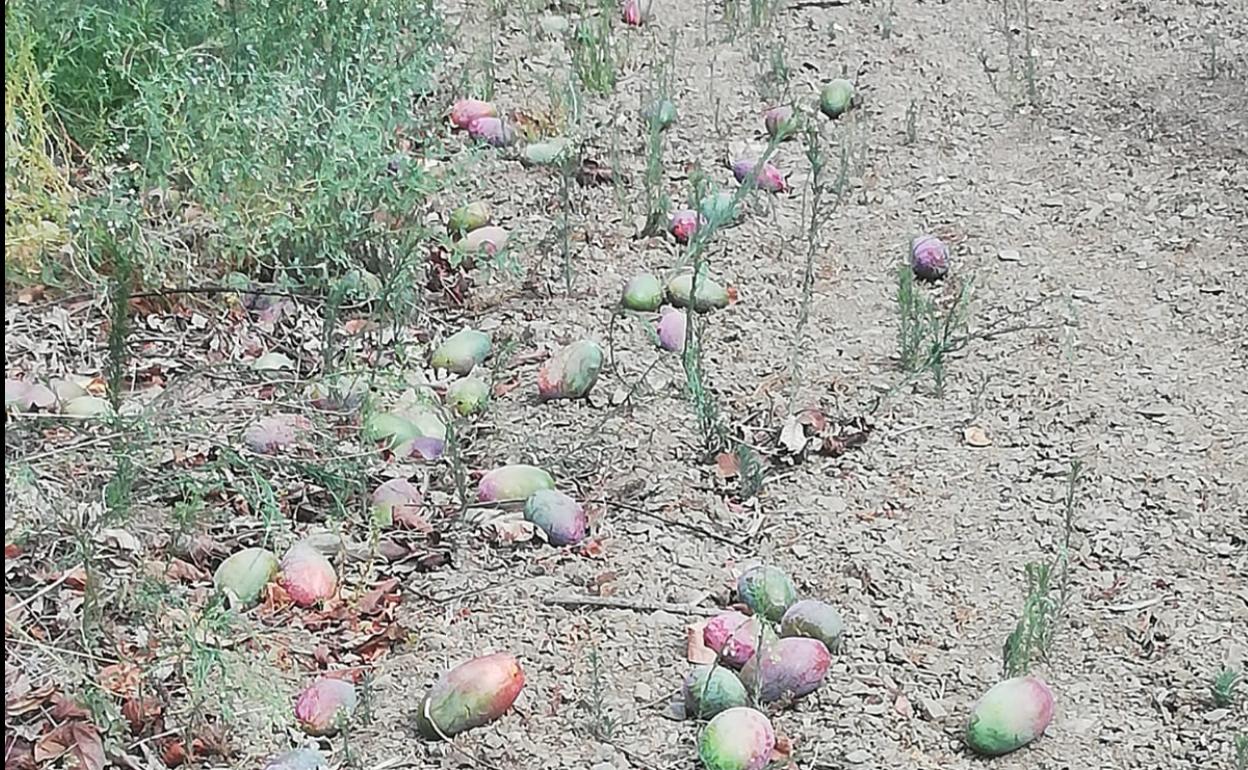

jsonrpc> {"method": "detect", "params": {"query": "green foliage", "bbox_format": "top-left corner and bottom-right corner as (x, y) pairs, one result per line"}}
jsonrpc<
(6, 0), (442, 288)
(1212, 667), (1241, 708)
(585, 646), (618, 742)
(571, 9), (619, 94)
(895, 265), (975, 396)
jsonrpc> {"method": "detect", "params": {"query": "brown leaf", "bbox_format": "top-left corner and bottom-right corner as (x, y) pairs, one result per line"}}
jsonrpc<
(122, 696), (163, 734)
(35, 722), (104, 770)
(894, 692), (914, 719)
(796, 408), (827, 433)
(393, 508), (433, 533)
(98, 662), (143, 696)
(342, 318), (376, 335)
(484, 517), (535, 544)
(62, 565), (88, 590)
(685, 622), (717, 664)
(6, 684), (55, 716)
(358, 578), (401, 616)
(575, 159), (615, 186)
(162, 558), (209, 583)
(51, 691), (90, 720)
(5, 542), (22, 558)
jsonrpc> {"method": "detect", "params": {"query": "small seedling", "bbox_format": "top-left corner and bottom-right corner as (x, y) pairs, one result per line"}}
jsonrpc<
(904, 98), (919, 145)
(585, 647), (618, 742)
(1236, 734), (1248, 770)
(1211, 667), (1241, 708)
(571, 10), (618, 94)
(895, 264), (975, 395)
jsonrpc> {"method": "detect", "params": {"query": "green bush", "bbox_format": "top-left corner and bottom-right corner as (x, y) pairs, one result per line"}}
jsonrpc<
(6, 0), (444, 289)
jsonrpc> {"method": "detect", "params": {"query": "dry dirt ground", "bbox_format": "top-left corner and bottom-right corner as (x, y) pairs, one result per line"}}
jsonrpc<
(5, 0), (1246, 768)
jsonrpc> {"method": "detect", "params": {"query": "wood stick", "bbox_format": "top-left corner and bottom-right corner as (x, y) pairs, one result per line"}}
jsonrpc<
(544, 593), (720, 617)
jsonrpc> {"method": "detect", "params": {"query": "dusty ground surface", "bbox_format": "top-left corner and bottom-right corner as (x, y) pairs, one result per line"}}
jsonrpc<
(5, 0), (1246, 768)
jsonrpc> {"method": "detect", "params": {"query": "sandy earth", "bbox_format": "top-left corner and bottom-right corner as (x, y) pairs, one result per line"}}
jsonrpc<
(5, 0), (1246, 769)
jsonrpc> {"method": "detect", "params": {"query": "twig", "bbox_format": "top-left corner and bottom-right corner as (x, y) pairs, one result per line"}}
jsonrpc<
(1104, 597), (1165, 613)
(544, 593), (720, 617)
(607, 499), (743, 547)
(9, 432), (123, 464)
(9, 569), (76, 612)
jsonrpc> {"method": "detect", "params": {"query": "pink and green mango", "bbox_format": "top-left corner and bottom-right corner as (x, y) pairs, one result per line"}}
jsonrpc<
(697, 707), (775, 770)
(731, 158), (787, 193)
(666, 272), (729, 312)
(736, 565), (797, 621)
(684, 665), (749, 719)
(468, 117), (516, 148)
(537, 340), (603, 400)
(739, 637), (830, 703)
(656, 307), (686, 352)
(820, 79), (854, 118)
(458, 225), (510, 255)
(965, 675), (1055, 756)
(213, 547), (278, 608)
(415, 653), (525, 739)
(764, 106), (796, 140)
(621, 0), (650, 26)
(295, 677), (357, 736)
(449, 201), (492, 234)
(279, 543), (337, 608)
(447, 376), (489, 416)
(523, 489), (587, 545)
(622, 273), (664, 311)
(669, 209), (701, 243)
(431, 328), (492, 374)
(365, 410), (445, 460)
(477, 464), (556, 503)
(779, 599), (846, 653)
(703, 611), (773, 669)
(450, 99), (498, 130)
(371, 478), (423, 527)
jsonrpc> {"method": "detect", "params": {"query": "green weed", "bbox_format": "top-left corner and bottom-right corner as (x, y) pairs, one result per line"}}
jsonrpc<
(571, 9), (619, 94)
(585, 646), (618, 742)
(895, 264), (975, 396)
(1212, 667), (1241, 708)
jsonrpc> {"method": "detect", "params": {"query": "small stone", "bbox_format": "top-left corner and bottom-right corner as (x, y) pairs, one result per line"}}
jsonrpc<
(1106, 192), (1126, 203)
(997, 248), (1022, 262)
(917, 695), (948, 720)
(845, 749), (872, 764)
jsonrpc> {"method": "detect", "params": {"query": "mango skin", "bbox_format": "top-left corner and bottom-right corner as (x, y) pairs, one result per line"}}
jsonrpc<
(478, 464), (556, 503)
(703, 611), (771, 669)
(450, 99), (498, 130)
(295, 677), (357, 737)
(666, 272), (729, 312)
(523, 489), (587, 545)
(537, 340), (603, 401)
(656, 307), (686, 352)
(684, 665), (749, 719)
(779, 599), (846, 653)
(371, 478), (423, 527)
(697, 707), (775, 770)
(965, 675), (1055, 756)
(820, 78), (854, 118)
(739, 637), (830, 703)
(447, 377), (490, 416)
(213, 548), (279, 608)
(910, 234), (950, 280)
(449, 202), (491, 234)
(279, 543), (337, 608)
(736, 565), (797, 622)
(415, 653), (525, 740)
(431, 329), (492, 375)
(622, 273), (664, 311)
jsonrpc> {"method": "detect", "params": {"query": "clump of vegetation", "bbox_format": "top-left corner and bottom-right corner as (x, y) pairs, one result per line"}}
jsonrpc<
(1211, 667), (1241, 708)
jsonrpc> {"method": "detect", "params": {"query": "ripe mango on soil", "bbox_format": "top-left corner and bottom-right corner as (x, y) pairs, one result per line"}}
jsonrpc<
(467, 117), (515, 147)
(666, 272), (729, 312)
(431, 328), (492, 375)
(965, 675), (1055, 756)
(910, 233), (950, 280)
(731, 158), (787, 193)
(279, 542), (337, 608)
(669, 209), (701, 243)
(371, 478), (423, 527)
(656, 307), (686, 352)
(478, 464), (556, 503)
(523, 489), (587, 545)
(736, 565), (796, 621)
(764, 106), (796, 140)
(450, 99), (498, 130)
(458, 225), (510, 255)
(684, 665), (749, 719)
(537, 340), (603, 400)
(447, 376), (489, 416)
(622, 273), (664, 311)
(780, 599), (846, 653)
(448, 202), (491, 234)
(739, 637), (830, 703)
(295, 677), (357, 736)
(415, 653), (525, 740)
(703, 611), (772, 668)
(697, 707), (775, 770)
(213, 547), (278, 608)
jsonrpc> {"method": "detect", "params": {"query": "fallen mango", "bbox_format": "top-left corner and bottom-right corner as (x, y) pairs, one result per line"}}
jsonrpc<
(684, 665), (749, 719)
(697, 707), (775, 770)
(736, 565), (796, 622)
(415, 653), (525, 739)
(523, 489), (587, 545)
(739, 637), (830, 703)
(965, 675), (1055, 756)
(431, 328), (492, 375)
(478, 464), (556, 503)
(537, 340), (603, 401)
(295, 677), (357, 736)
(279, 542), (337, 608)
(213, 547), (278, 609)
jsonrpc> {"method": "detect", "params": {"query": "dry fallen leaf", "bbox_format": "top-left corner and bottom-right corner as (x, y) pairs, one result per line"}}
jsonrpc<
(483, 517), (535, 544)
(962, 425), (993, 447)
(714, 452), (740, 479)
(778, 415), (808, 454)
(685, 622), (717, 664)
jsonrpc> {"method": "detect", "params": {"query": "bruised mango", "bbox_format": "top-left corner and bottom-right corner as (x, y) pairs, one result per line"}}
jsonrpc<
(669, 209), (701, 243)
(478, 464), (556, 503)
(279, 542), (337, 608)
(447, 377), (489, 416)
(468, 117), (516, 148)
(764, 106), (796, 140)
(523, 489), (587, 546)
(458, 225), (510, 255)
(965, 676), (1055, 756)
(820, 78), (854, 118)
(622, 273), (664, 311)
(371, 478), (423, 528)
(431, 328), (492, 374)
(731, 158), (787, 193)
(739, 637), (830, 703)
(779, 599), (846, 653)
(667, 272), (729, 312)
(737, 565), (796, 622)
(449, 202), (491, 234)
(214, 547), (278, 609)
(703, 611), (772, 668)
(697, 707), (775, 770)
(415, 653), (525, 739)
(910, 234), (950, 281)
(656, 307), (686, 352)
(684, 665), (749, 719)
(537, 340), (603, 401)
(450, 99), (498, 130)
(295, 677), (357, 736)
